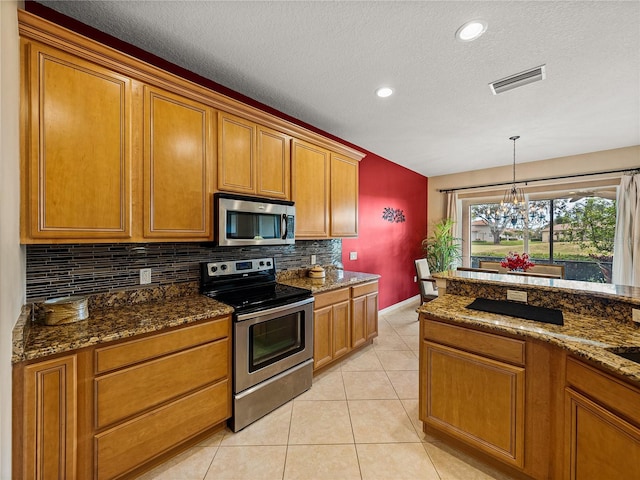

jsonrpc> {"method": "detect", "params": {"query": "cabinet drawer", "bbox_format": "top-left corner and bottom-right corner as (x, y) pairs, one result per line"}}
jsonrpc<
(95, 339), (228, 429)
(423, 318), (525, 366)
(566, 356), (640, 426)
(314, 287), (350, 309)
(95, 380), (229, 480)
(351, 281), (378, 297)
(95, 317), (229, 374)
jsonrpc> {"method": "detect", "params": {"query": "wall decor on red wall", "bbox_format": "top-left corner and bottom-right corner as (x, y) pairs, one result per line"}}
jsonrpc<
(382, 207), (406, 223)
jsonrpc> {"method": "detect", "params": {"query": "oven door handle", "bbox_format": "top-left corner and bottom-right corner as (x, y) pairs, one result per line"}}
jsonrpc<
(235, 296), (314, 322)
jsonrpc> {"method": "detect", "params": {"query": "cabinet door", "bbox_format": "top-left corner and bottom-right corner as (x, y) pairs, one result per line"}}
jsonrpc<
(332, 300), (351, 360)
(24, 44), (131, 240)
(330, 153), (359, 237)
(364, 291), (379, 341)
(424, 341), (525, 468)
(313, 305), (333, 370)
(291, 139), (330, 238)
(564, 388), (640, 480)
(144, 86), (213, 239)
(351, 282), (379, 348)
(22, 355), (77, 480)
(351, 295), (368, 349)
(218, 112), (255, 194)
(257, 126), (290, 199)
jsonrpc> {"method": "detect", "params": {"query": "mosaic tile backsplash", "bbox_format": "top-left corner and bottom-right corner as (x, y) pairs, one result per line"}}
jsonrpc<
(26, 240), (342, 301)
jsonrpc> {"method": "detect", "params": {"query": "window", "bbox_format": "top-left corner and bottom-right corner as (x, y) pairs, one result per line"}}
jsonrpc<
(464, 188), (616, 283)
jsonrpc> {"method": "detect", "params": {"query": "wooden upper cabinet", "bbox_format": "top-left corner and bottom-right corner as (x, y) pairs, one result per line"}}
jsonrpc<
(218, 112), (256, 195)
(330, 153), (359, 237)
(143, 86), (213, 239)
(291, 139), (330, 238)
(22, 42), (132, 241)
(218, 112), (291, 199)
(18, 12), (364, 243)
(257, 125), (290, 199)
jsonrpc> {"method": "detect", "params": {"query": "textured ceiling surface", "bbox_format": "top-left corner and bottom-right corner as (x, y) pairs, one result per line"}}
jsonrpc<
(39, 1), (640, 177)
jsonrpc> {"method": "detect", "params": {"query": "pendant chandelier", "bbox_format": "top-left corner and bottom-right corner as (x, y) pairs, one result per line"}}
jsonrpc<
(500, 135), (526, 226)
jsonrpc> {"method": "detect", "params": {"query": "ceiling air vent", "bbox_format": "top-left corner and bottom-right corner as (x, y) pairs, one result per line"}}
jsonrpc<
(489, 65), (546, 95)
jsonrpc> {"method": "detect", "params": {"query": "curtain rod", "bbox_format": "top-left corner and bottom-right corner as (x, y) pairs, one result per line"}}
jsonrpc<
(437, 167), (639, 194)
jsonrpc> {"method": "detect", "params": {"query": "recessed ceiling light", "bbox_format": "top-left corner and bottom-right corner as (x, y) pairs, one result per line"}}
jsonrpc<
(375, 87), (394, 98)
(456, 20), (487, 42)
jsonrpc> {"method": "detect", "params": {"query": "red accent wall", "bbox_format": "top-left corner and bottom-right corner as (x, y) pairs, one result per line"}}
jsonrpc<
(342, 155), (428, 310)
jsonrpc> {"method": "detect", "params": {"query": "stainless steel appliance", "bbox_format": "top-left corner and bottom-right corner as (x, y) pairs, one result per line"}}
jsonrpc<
(200, 257), (313, 431)
(215, 193), (295, 246)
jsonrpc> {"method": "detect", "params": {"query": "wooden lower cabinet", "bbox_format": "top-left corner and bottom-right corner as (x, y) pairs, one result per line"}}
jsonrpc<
(313, 288), (351, 370)
(351, 281), (378, 349)
(16, 355), (78, 480)
(423, 341), (525, 468)
(94, 339), (228, 429)
(313, 282), (379, 371)
(564, 358), (640, 480)
(420, 315), (640, 480)
(14, 316), (231, 480)
(95, 381), (228, 480)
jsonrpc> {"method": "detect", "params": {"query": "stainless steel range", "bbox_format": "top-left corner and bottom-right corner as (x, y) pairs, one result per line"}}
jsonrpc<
(200, 257), (314, 431)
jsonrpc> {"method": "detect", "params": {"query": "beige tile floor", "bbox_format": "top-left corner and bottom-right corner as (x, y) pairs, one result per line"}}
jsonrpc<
(137, 299), (515, 480)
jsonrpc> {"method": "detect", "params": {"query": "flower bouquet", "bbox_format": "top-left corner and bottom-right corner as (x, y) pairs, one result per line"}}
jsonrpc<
(500, 252), (535, 272)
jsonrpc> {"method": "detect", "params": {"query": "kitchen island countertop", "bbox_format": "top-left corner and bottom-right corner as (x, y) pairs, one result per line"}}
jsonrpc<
(420, 292), (640, 386)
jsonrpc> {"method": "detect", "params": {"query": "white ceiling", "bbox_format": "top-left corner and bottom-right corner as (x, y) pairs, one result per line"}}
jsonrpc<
(38, 0), (640, 177)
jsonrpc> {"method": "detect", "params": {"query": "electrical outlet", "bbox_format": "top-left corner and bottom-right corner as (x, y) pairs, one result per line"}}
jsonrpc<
(349, 251), (357, 260)
(311, 254), (317, 265)
(414, 276), (417, 282)
(633, 308), (640, 325)
(507, 289), (527, 303)
(140, 268), (151, 285)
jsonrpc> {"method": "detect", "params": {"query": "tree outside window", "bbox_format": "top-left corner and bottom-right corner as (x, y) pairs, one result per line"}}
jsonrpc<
(470, 196), (616, 283)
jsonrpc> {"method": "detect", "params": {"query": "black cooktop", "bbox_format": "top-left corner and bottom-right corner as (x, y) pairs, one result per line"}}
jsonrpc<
(200, 257), (312, 315)
(203, 283), (311, 313)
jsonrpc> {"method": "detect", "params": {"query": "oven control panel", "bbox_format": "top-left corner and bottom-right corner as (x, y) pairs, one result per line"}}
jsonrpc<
(205, 257), (274, 277)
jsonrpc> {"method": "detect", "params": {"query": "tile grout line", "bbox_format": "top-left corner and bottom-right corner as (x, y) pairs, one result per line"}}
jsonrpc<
(281, 398), (295, 480)
(343, 367), (364, 480)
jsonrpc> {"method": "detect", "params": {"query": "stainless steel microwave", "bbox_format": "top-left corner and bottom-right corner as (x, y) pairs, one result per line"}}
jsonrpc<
(215, 193), (295, 246)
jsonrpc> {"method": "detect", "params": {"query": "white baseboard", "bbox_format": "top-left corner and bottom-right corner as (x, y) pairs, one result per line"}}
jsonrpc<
(379, 295), (421, 315)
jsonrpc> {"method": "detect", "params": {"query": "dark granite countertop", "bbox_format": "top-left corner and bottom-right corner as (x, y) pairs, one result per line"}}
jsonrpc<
(419, 294), (640, 386)
(277, 268), (380, 293)
(13, 284), (233, 364)
(433, 270), (640, 305)
(13, 270), (380, 364)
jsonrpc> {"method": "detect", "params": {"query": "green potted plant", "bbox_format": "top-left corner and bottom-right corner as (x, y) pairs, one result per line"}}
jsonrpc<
(422, 218), (462, 273)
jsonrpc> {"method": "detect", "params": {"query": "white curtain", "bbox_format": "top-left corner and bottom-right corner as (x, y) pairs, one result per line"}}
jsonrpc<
(446, 192), (462, 267)
(612, 174), (640, 286)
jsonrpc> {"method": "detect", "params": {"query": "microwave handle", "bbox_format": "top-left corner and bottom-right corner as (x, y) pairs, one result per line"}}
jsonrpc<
(281, 214), (288, 240)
